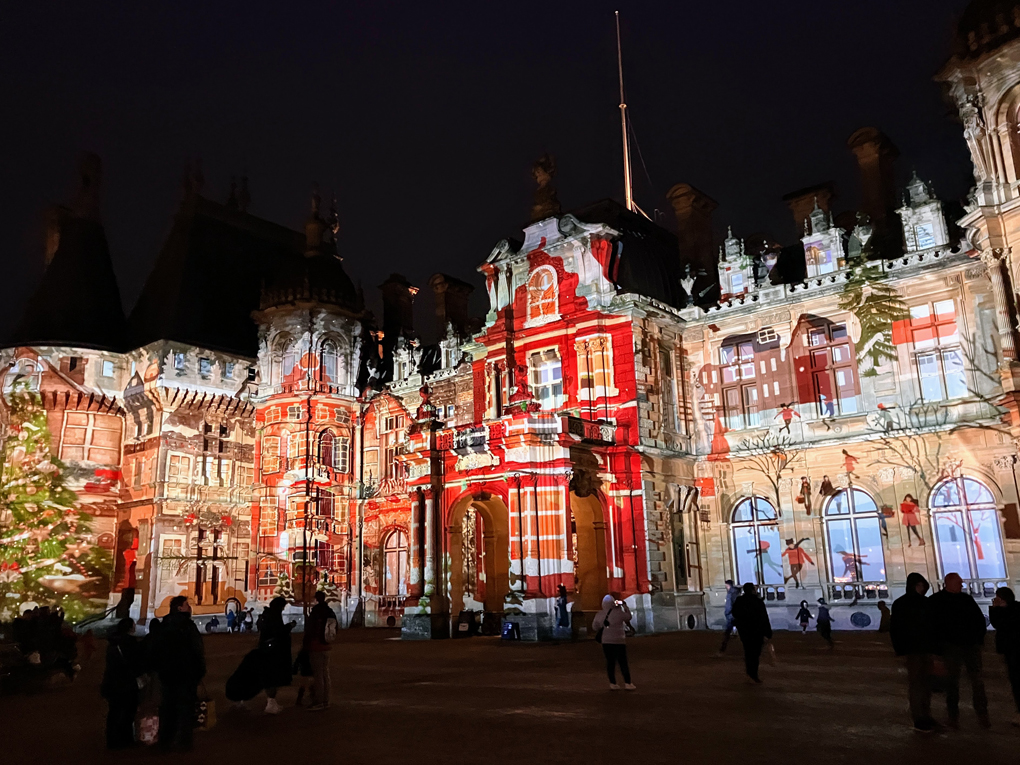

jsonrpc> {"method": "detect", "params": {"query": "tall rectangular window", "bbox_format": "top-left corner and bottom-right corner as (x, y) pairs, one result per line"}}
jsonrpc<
(720, 341), (757, 429)
(905, 300), (965, 402)
(806, 322), (857, 417)
(576, 335), (614, 402)
(658, 347), (679, 432)
(530, 350), (563, 411)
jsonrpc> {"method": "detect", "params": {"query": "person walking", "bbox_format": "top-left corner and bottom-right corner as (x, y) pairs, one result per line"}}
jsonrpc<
(593, 594), (635, 690)
(259, 597), (296, 714)
(990, 586), (1020, 727)
(718, 580), (740, 654)
(929, 572), (989, 729)
(732, 583), (772, 683)
(816, 599), (834, 648)
(796, 600), (813, 633)
(303, 591), (338, 710)
(890, 572), (937, 732)
(100, 618), (141, 750)
(154, 596), (205, 751)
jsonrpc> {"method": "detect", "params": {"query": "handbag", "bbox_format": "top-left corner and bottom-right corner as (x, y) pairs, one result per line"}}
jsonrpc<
(765, 640), (777, 666)
(594, 605), (617, 643)
(137, 714), (159, 746)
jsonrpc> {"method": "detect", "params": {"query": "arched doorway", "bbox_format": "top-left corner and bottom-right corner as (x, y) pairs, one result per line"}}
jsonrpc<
(447, 495), (511, 621)
(569, 490), (609, 612)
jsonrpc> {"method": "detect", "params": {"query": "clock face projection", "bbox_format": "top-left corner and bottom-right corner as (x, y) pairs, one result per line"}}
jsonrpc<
(915, 223), (936, 250)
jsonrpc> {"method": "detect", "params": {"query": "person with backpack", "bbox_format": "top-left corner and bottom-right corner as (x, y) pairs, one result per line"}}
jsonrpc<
(303, 591), (338, 710)
(154, 596), (205, 751)
(732, 583), (772, 684)
(816, 598), (834, 648)
(593, 594), (635, 690)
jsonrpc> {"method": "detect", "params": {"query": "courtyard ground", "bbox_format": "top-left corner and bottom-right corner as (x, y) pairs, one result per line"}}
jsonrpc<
(1, 628), (1017, 764)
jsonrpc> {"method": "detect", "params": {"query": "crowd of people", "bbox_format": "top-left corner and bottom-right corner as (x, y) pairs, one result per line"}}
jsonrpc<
(10, 605), (90, 682)
(97, 592), (338, 751)
(84, 572), (1020, 747)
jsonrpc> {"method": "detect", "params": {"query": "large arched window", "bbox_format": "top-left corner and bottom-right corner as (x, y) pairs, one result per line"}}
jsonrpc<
(527, 266), (557, 322)
(383, 530), (408, 598)
(824, 488), (886, 583)
(931, 477), (1007, 581)
(320, 340), (339, 384)
(731, 497), (783, 586)
(271, 335), (297, 386)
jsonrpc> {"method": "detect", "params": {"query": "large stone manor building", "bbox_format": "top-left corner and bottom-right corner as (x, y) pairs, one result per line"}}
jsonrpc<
(3, 0), (1020, 636)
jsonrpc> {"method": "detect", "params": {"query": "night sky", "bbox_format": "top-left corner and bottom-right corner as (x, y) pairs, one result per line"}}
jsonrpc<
(0, 1), (974, 342)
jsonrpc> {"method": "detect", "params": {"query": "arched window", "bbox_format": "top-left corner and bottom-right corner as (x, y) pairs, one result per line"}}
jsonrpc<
(320, 340), (339, 384)
(319, 430), (335, 469)
(824, 488), (886, 583)
(383, 530), (408, 597)
(931, 477), (1007, 581)
(271, 336), (296, 385)
(527, 266), (557, 321)
(730, 497), (783, 586)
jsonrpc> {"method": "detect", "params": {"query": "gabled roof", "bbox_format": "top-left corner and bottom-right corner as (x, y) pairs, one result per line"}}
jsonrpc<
(128, 194), (305, 357)
(7, 216), (128, 351)
(570, 198), (688, 309)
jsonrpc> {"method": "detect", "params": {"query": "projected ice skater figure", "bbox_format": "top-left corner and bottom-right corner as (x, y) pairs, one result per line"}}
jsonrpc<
(747, 539), (785, 579)
(774, 403), (800, 434)
(834, 548), (869, 581)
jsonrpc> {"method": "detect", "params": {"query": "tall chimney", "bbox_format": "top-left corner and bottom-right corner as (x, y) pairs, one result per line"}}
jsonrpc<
(72, 152), (102, 222)
(429, 273), (474, 338)
(782, 182), (835, 235)
(379, 273), (416, 340)
(42, 204), (70, 267)
(847, 127), (899, 224)
(666, 183), (718, 274)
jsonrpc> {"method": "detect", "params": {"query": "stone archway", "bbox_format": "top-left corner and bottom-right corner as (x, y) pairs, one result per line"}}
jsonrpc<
(447, 495), (511, 619)
(569, 489), (609, 613)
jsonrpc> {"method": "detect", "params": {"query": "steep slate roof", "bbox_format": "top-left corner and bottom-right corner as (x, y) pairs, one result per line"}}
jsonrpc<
(571, 198), (688, 309)
(128, 194), (305, 357)
(7, 216), (129, 351)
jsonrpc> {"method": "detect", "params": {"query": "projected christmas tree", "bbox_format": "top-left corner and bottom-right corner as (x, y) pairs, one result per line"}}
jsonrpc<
(0, 381), (111, 621)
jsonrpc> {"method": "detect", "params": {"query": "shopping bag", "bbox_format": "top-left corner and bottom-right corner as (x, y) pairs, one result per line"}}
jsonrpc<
(137, 714), (159, 746)
(195, 685), (216, 731)
(765, 640), (777, 666)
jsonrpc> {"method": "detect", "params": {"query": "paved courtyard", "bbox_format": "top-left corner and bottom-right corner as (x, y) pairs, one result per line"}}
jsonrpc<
(2, 629), (1017, 764)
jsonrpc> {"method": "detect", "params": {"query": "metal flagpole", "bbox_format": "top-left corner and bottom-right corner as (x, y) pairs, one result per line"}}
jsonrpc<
(615, 10), (634, 213)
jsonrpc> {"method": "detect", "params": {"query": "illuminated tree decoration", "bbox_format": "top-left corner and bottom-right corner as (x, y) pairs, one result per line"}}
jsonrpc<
(0, 380), (111, 621)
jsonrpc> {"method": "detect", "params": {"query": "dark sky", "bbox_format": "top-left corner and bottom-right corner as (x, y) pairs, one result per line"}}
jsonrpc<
(0, 1), (975, 341)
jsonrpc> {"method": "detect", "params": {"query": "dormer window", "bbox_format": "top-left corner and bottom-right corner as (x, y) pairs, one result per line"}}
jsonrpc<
(527, 266), (557, 322)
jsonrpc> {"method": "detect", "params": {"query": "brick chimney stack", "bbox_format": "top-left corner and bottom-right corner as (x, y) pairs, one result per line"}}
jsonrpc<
(666, 183), (718, 274)
(379, 273), (416, 340)
(847, 127), (899, 224)
(429, 273), (474, 338)
(782, 182), (835, 235)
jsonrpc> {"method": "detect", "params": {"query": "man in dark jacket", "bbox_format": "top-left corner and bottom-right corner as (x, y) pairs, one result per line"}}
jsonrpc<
(890, 572), (936, 732)
(100, 618), (141, 749)
(929, 572), (989, 728)
(155, 596), (206, 751)
(304, 591), (338, 710)
(989, 586), (1020, 726)
(731, 583), (772, 683)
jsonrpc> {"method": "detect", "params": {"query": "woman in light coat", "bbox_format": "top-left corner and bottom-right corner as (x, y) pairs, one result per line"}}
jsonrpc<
(593, 594), (635, 690)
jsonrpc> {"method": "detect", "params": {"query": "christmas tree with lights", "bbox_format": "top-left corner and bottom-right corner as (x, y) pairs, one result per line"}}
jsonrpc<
(0, 380), (111, 621)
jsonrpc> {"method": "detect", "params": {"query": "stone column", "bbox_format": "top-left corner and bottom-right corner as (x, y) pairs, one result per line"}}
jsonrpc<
(408, 492), (422, 598)
(982, 248), (1017, 361)
(422, 487), (436, 605)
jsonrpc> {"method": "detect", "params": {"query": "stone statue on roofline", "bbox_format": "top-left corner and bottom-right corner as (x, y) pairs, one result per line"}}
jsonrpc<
(530, 153), (562, 223)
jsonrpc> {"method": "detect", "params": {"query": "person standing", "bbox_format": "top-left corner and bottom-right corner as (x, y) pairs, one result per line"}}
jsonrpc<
(100, 618), (141, 750)
(155, 596), (206, 751)
(900, 495), (924, 546)
(890, 573), (937, 732)
(990, 586), (1020, 727)
(816, 599), (834, 648)
(303, 591), (338, 710)
(718, 580), (740, 654)
(796, 600), (813, 634)
(226, 609), (237, 634)
(259, 597), (296, 714)
(732, 583), (772, 683)
(555, 584), (570, 632)
(593, 594), (635, 690)
(929, 572), (990, 729)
